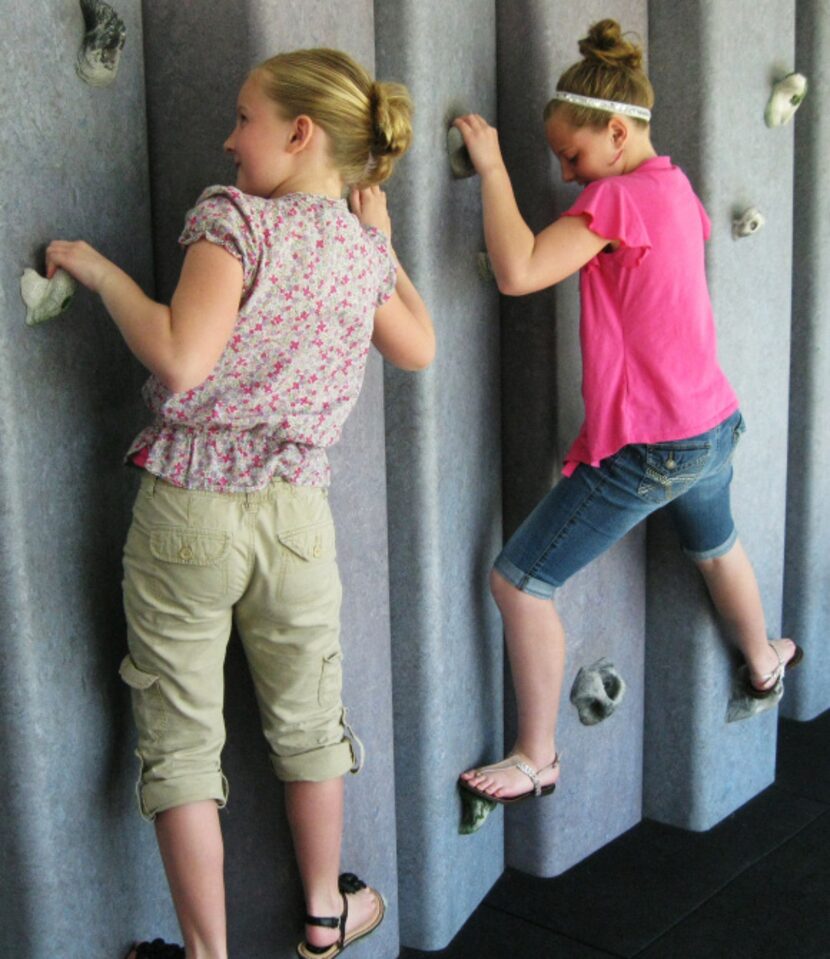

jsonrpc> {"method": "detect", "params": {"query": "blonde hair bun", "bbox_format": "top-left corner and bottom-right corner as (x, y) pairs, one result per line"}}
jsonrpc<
(256, 48), (413, 187)
(578, 19), (644, 72)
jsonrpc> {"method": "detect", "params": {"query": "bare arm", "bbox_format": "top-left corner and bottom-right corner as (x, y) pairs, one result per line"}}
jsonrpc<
(454, 114), (608, 295)
(46, 239), (243, 392)
(350, 186), (435, 371)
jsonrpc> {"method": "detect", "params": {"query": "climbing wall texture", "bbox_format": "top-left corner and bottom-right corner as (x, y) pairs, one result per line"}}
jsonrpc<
(644, 0), (795, 830)
(375, 0), (505, 948)
(782, 0), (830, 721)
(1, 1), (827, 956)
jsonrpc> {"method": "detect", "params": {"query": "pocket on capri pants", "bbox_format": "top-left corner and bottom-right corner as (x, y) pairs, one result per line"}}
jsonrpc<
(636, 439), (713, 503)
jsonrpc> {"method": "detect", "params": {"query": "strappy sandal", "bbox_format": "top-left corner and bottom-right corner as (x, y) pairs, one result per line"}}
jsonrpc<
(124, 939), (184, 959)
(747, 641), (804, 699)
(458, 753), (560, 805)
(297, 872), (385, 959)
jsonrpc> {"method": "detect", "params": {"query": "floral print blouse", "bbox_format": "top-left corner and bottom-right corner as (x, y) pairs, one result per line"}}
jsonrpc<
(126, 186), (397, 491)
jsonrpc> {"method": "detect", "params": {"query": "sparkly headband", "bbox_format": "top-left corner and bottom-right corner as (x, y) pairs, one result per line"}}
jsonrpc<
(551, 91), (651, 122)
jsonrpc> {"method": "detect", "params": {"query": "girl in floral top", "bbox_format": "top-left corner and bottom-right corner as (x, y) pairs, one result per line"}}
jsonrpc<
(48, 48), (432, 959)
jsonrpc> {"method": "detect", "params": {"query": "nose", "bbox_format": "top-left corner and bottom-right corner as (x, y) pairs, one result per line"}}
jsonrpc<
(224, 130), (235, 153)
(559, 159), (574, 182)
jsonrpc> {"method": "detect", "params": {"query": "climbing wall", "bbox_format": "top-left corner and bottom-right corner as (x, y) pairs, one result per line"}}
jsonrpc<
(782, 0), (830, 722)
(1, 2), (827, 957)
(0, 2), (164, 955)
(375, 0), (505, 948)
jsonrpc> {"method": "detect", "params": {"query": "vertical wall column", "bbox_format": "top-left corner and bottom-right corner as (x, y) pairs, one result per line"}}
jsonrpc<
(782, 0), (830, 721)
(141, 4), (402, 958)
(375, 0), (504, 949)
(645, 0), (795, 830)
(496, 0), (648, 879)
(0, 3), (162, 957)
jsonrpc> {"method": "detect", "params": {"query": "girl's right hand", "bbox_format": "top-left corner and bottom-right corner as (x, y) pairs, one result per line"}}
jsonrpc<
(349, 185), (392, 239)
(453, 115), (506, 177)
(45, 240), (116, 294)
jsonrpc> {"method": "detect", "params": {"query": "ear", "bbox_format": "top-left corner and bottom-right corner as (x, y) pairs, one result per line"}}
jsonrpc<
(608, 116), (629, 148)
(286, 115), (315, 154)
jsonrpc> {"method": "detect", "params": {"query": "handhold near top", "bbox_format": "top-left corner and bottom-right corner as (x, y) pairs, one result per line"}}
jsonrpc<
(447, 126), (476, 179)
(20, 268), (77, 326)
(76, 0), (126, 87)
(764, 72), (808, 128)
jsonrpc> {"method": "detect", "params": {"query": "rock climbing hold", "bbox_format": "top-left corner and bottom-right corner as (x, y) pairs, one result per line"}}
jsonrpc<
(570, 657), (626, 726)
(20, 268), (77, 326)
(764, 72), (807, 128)
(447, 125), (476, 179)
(76, 0), (126, 87)
(732, 207), (766, 239)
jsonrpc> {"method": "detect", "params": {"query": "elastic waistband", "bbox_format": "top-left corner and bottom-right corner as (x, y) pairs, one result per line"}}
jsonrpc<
(140, 470), (325, 504)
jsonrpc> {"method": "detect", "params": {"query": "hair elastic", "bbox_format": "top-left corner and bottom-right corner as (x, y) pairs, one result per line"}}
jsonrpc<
(551, 90), (651, 122)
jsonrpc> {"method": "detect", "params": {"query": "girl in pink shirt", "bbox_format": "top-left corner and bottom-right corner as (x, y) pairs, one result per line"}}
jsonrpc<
(48, 48), (433, 959)
(455, 20), (801, 805)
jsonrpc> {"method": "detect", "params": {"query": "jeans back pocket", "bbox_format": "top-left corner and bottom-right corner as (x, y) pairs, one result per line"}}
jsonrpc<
(638, 441), (713, 503)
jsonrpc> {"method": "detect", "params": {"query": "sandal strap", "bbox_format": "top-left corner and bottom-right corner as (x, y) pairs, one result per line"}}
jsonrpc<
(512, 754), (559, 797)
(755, 642), (786, 689)
(304, 915), (341, 929)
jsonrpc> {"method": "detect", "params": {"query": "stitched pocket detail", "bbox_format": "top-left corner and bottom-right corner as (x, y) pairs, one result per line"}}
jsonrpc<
(149, 526), (230, 566)
(318, 650), (343, 707)
(119, 655), (167, 742)
(276, 521), (338, 604)
(638, 442), (712, 502)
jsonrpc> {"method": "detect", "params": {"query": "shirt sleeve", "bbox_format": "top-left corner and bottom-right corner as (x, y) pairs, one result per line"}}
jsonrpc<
(563, 178), (652, 268)
(363, 225), (398, 306)
(179, 186), (259, 293)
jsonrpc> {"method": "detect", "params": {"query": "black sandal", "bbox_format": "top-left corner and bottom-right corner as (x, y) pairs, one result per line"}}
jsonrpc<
(125, 938), (185, 959)
(297, 873), (385, 959)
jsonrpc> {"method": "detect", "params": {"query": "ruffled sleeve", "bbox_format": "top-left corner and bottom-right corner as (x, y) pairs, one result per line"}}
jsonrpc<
(179, 186), (259, 294)
(363, 225), (398, 306)
(563, 178), (652, 268)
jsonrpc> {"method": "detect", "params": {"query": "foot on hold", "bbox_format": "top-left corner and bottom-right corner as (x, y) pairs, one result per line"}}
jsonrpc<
(747, 639), (804, 699)
(458, 752), (560, 804)
(297, 873), (385, 958)
(124, 939), (184, 959)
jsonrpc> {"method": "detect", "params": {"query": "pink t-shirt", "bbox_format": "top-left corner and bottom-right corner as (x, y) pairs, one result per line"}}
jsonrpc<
(126, 186), (397, 491)
(561, 156), (738, 476)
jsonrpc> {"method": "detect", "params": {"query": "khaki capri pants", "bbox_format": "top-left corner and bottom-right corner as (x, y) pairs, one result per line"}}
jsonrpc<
(120, 472), (359, 820)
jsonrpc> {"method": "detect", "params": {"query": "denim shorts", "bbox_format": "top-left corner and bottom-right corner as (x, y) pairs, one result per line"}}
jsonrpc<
(495, 410), (746, 599)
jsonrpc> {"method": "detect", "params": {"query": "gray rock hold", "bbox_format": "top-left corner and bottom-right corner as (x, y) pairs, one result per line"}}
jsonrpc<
(570, 658), (626, 725)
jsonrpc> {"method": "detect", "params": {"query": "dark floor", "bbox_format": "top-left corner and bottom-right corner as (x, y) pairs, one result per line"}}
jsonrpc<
(400, 709), (830, 959)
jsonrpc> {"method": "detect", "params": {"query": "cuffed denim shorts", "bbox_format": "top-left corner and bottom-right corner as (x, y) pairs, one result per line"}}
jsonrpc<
(495, 410), (746, 599)
(121, 473), (361, 820)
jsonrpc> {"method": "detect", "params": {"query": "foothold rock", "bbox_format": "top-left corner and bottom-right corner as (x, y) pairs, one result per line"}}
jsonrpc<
(447, 125), (476, 179)
(459, 789), (497, 835)
(76, 0), (126, 87)
(570, 657), (626, 726)
(726, 665), (782, 723)
(20, 268), (77, 326)
(764, 72), (808, 128)
(732, 207), (765, 239)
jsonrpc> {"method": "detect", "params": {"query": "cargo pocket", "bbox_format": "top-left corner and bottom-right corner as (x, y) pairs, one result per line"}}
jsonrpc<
(119, 655), (166, 743)
(277, 521), (338, 604)
(318, 650), (343, 707)
(637, 441), (712, 503)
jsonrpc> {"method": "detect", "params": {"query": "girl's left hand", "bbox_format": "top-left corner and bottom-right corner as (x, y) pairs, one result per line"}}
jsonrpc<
(349, 185), (392, 239)
(45, 240), (116, 293)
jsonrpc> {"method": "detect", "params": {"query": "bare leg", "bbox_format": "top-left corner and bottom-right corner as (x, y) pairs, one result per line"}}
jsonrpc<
(285, 778), (382, 950)
(460, 570), (563, 799)
(696, 538), (796, 690)
(135, 800), (227, 959)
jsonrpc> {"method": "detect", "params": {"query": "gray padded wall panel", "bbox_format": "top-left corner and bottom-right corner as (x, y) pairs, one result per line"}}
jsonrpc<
(375, 0), (504, 949)
(140, 4), (401, 958)
(1, 2), (164, 956)
(497, 0), (648, 879)
(645, 0), (794, 830)
(782, 0), (830, 721)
